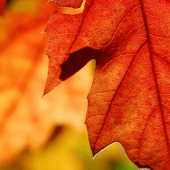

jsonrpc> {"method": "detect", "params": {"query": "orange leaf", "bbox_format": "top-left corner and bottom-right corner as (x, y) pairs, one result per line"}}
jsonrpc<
(45, 0), (170, 169)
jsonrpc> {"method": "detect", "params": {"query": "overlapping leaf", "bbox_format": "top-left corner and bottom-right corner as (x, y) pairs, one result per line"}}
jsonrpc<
(45, 0), (170, 169)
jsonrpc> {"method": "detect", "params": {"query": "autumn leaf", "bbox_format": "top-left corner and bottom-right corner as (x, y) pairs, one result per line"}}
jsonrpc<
(45, 0), (170, 169)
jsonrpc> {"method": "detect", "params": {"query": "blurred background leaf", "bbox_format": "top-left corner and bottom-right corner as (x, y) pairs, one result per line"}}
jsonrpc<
(0, 0), (139, 169)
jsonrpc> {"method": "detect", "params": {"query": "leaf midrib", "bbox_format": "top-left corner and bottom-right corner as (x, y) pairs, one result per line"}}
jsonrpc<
(139, 0), (170, 155)
(92, 0), (170, 159)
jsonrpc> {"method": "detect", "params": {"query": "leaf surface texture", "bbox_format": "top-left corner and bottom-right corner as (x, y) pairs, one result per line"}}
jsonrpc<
(45, 0), (170, 169)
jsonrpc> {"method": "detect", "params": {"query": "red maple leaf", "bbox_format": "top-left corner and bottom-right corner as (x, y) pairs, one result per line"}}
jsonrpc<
(45, 0), (170, 169)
